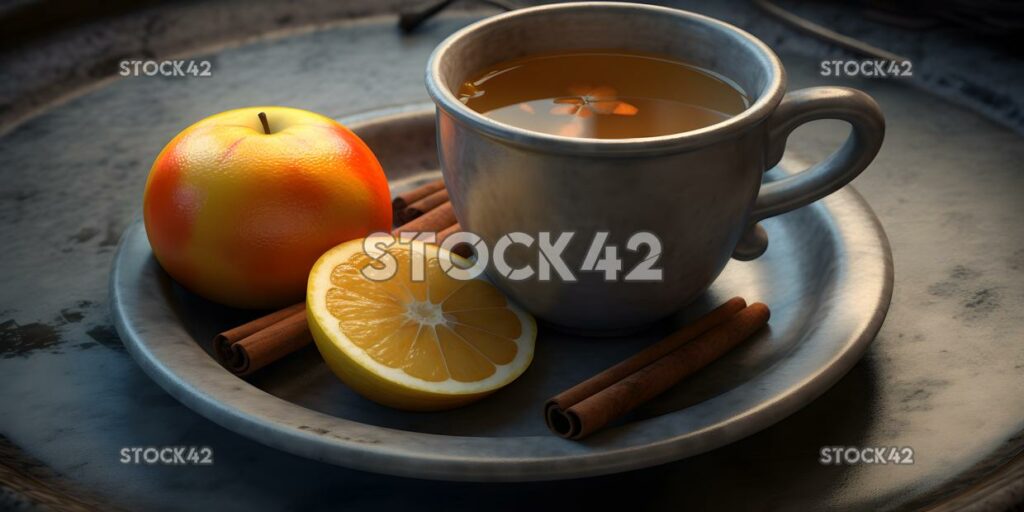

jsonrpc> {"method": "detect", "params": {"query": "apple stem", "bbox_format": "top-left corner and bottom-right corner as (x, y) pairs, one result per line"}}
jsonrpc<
(258, 112), (271, 134)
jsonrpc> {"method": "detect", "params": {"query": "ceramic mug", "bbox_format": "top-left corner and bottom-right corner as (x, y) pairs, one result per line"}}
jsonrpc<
(425, 2), (884, 332)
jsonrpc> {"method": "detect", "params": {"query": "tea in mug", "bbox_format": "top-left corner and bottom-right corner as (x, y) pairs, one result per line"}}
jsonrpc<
(458, 50), (749, 139)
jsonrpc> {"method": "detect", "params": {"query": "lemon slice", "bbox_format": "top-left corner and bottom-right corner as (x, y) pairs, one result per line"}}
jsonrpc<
(307, 237), (536, 411)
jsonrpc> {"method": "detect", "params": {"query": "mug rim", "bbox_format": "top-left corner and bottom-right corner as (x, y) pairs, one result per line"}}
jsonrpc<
(425, 2), (787, 155)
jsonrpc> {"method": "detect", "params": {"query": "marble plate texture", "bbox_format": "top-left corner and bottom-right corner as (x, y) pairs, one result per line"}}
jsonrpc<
(109, 106), (893, 482)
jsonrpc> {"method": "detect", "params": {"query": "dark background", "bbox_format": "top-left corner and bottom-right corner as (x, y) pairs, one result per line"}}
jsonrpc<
(1, 1), (1022, 511)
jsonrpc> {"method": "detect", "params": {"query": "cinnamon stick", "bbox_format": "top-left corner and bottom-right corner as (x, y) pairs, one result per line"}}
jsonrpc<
(394, 200), (457, 235)
(546, 302), (770, 440)
(213, 303), (309, 376)
(545, 297), (746, 423)
(391, 178), (445, 219)
(398, 188), (449, 224)
(437, 222), (474, 258)
(436, 222), (460, 244)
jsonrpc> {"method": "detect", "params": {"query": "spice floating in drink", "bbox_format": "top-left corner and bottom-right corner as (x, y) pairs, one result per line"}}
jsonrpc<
(458, 50), (749, 139)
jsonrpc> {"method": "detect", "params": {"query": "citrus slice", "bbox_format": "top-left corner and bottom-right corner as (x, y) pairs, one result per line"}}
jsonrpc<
(307, 237), (536, 411)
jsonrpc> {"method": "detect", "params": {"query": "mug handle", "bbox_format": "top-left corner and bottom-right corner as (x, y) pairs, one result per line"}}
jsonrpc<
(732, 87), (885, 260)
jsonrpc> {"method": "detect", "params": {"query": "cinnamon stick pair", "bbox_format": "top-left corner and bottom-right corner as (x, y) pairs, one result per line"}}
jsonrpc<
(213, 303), (309, 376)
(545, 298), (770, 440)
(391, 178), (444, 218)
(394, 179), (449, 225)
(213, 178), (465, 376)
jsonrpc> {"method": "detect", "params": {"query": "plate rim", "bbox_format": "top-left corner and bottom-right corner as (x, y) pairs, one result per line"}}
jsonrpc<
(110, 107), (893, 482)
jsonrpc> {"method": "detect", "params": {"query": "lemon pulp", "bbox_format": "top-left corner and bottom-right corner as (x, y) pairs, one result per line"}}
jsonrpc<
(307, 238), (536, 410)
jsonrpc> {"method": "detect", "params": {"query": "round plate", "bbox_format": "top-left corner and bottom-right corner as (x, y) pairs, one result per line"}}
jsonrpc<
(110, 106), (893, 482)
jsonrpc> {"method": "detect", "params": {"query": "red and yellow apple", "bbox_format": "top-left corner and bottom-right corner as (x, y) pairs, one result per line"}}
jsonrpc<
(143, 106), (392, 309)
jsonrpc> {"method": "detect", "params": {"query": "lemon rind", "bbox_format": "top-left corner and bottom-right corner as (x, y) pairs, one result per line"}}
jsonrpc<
(307, 238), (536, 397)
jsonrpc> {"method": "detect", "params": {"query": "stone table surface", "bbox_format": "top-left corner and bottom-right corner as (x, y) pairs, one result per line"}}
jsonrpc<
(1, 5), (1023, 512)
